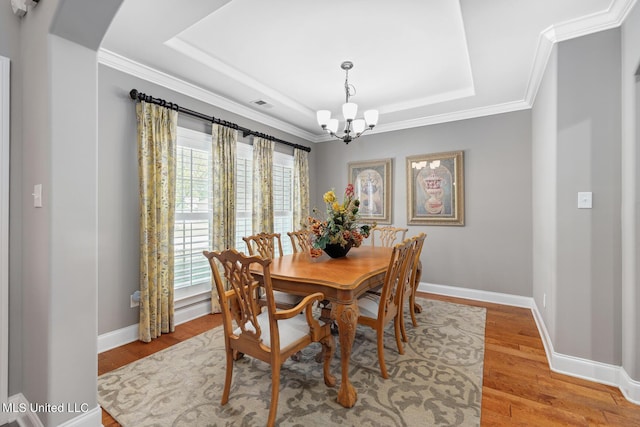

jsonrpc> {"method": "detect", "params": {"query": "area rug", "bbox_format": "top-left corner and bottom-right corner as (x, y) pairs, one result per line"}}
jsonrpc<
(98, 298), (486, 426)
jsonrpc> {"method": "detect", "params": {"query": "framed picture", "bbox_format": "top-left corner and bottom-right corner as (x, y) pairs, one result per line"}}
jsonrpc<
(406, 151), (464, 226)
(348, 158), (392, 224)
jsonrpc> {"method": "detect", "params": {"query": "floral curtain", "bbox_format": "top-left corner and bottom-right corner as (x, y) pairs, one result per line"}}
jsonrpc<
(210, 124), (237, 313)
(136, 101), (177, 342)
(252, 137), (274, 233)
(293, 148), (310, 230)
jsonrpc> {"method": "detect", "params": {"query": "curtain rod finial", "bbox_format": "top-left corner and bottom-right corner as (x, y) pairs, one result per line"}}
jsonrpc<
(129, 89), (139, 100)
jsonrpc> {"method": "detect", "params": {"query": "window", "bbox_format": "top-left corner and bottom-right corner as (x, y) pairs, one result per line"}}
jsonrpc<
(235, 143), (253, 251)
(235, 144), (295, 254)
(272, 151), (294, 254)
(173, 129), (296, 300)
(174, 128), (213, 300)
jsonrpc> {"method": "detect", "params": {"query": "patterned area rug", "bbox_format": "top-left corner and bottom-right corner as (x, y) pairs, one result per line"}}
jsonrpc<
(98, 298), (486, 426)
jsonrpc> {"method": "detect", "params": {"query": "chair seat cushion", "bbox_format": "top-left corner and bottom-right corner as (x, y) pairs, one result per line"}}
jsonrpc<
(358, 293), (380, 319)
(234, 311), (323, 350)
(273, 290), (303, 307)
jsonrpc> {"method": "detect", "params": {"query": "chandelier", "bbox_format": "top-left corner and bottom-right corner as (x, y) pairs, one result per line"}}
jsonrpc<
(316, 61), (379, 144)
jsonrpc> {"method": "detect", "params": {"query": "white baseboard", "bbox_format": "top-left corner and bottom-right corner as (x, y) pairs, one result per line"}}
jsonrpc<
(98, 299), (212, 353)
(419, 281), (640, 406)
(6, 394), (102, 427)
(7, 393), (43, 427)
(55, 405), (102, 427)
(620, 368), (640, 404)
(419, 282), (534, 308)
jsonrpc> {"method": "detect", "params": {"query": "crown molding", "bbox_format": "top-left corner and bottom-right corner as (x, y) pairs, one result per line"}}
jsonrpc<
(525, 0), (637, 105)
(101, 0), (637, 145)
(99, 48), (533, 144)
(98, 49), (319, 142)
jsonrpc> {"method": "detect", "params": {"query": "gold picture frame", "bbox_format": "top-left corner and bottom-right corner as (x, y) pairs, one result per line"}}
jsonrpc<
(406, 151), (464, 226)
(348, 158), (392, 224)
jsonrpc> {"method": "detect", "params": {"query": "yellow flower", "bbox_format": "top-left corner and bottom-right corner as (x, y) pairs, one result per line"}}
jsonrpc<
(332, 201), (342, 212)
(323, 190), (336, 204)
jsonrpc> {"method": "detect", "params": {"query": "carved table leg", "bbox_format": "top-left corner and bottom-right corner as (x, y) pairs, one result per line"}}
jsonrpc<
(332, 301), (359, 408)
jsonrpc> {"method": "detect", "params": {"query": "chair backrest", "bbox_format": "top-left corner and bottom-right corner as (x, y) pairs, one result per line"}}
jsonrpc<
(243, 232), (284, 259)
(371, 226), (408, 248)
(204, 249), (278, 355)
(377, 238), (414, 320)
(404, 233), (426, 297)
(287, 229), (311, 254)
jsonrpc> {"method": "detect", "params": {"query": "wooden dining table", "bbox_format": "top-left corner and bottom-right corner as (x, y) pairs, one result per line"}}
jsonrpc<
(252, 245), (393, 408)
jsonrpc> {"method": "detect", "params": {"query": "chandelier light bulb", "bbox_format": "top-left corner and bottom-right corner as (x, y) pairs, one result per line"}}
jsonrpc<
(352, 119), (366, 135)
(364, 110), (379, 127)
(342, 102), (357, 121)
(316, 110), (331, 127)
(327, 119), (339, 134)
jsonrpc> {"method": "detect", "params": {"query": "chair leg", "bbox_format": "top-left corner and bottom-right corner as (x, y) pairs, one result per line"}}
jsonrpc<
(411, 264), (423, 326)
(394, 314), (405, 355)
(267, 363), (281, 427)
(399, 303), (409, 343)
(320, 334), (337, 387)
(376, 329), (389, 379)
(409, 291), (420, 327)
(221, 348), (233, 405)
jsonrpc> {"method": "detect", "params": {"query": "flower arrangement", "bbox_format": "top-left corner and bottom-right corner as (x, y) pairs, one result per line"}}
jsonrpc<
(307, 184), (373, 258)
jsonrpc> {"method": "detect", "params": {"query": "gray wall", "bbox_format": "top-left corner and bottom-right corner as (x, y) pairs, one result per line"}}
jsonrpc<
(532, 46), (558, 343)
(555, 29), (622, 364)
(313, 111), (533, 297)
(532, 28), (623, 367)
(12, 0), (122, 425)
(0, 0), (24, 396)
(3, 1), (638, 422)
(621, 1), (640, 381)
(97, 65), (316, 334)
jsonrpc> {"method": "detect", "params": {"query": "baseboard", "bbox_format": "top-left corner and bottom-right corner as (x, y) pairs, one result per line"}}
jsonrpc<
(6, 393), (43, 427)
(620, 368), (640, 404)
(419, 282), (534, 308)
(5, 394), (102, 427)
(55, 405), (102, 427)
(98, 299), (212, 353)
(419, 281), (640, 406)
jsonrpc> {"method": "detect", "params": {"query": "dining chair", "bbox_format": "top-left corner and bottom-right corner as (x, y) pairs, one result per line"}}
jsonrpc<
(203, 249), (336, 427)
(287, 229), (311, 254)
(243, 232), (301, 309)
(243, 231), (284, 259)
(371, 225), (408, 248)
(356, 238), (414, 379)
(399, 233), (426, 343)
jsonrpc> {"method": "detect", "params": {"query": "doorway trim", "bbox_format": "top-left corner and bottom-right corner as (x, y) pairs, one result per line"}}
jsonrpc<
(0, 55), (10, 425)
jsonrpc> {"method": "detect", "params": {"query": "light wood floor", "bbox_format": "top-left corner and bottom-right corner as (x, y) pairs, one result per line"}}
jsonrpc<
(98, 293), (640, 426)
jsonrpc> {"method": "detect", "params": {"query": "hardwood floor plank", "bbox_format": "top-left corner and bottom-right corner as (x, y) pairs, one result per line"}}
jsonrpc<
(98, 293), (640, 426)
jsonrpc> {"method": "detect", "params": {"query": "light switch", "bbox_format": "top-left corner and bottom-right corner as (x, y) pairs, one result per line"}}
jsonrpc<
(33, 184), (42, 208)
(577, 192), (592, 209)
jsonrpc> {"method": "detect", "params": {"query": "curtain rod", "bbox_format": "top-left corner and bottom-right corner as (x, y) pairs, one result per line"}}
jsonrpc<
(129, 89), (311, 153)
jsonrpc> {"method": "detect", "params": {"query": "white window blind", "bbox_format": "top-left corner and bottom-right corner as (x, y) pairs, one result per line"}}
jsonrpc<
(173, 131), (296, 298)
(235, 143), (253, 252)
(273, 151), (294, 255)
(174, 128), (212, 300)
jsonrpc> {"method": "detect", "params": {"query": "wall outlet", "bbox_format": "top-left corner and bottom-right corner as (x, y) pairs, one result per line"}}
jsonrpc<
(130, 290), (140, 308)
(543, 293), (547, 308)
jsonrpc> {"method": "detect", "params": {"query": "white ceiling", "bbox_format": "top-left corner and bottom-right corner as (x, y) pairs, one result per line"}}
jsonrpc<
(100, 0), (633, 143)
